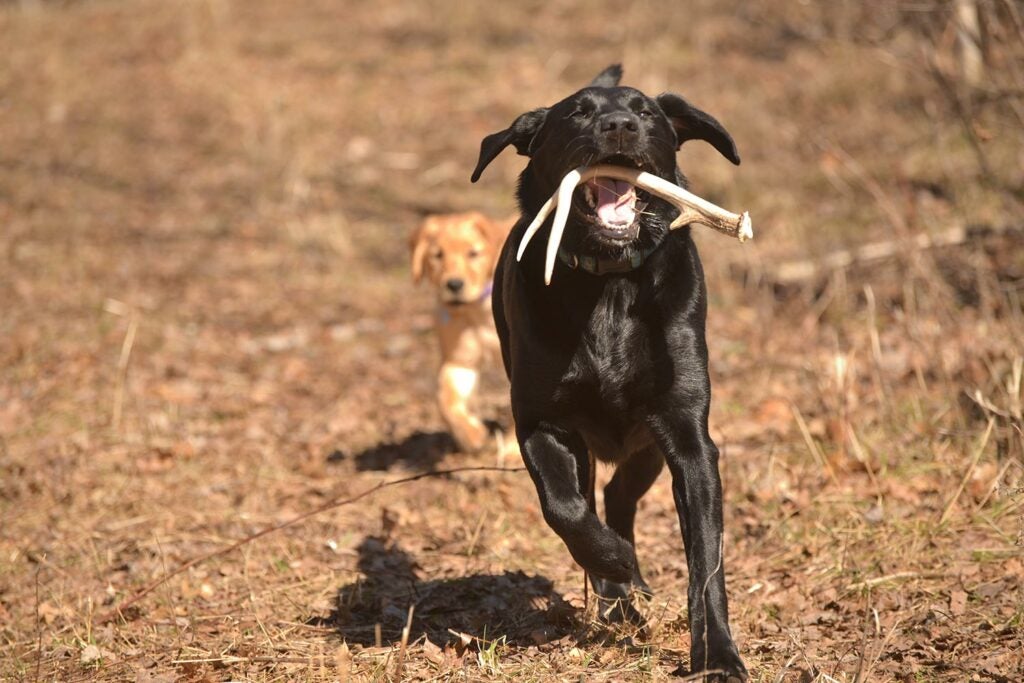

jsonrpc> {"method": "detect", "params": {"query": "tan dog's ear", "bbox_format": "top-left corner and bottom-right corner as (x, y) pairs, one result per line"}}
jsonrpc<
(470, 213), (511, 255)
(409, 218), (436, 284)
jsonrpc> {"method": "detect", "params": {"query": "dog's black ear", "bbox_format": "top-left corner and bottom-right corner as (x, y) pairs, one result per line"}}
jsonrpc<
(471, 108), (548, 183)
(655, 93), (740, 165)
(589, 64), (623, 87)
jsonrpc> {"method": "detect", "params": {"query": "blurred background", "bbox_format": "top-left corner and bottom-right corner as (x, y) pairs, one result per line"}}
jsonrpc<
(2, 1), (1023, 680)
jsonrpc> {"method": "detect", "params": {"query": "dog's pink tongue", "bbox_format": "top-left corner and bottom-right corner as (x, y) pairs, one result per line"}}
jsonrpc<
(594, 179), (636, 226)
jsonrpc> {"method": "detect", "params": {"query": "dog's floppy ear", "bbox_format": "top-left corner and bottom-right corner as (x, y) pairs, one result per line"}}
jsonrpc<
(655, 93), (740, 165)
(409, 218), (437, 285)
(589, 64), (623, 87)
(470, 108), (548, 183)
(470, 212), (511, 255)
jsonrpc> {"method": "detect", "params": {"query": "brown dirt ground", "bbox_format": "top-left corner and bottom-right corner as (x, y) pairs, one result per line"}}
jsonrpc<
(2, 1), (1023, 681)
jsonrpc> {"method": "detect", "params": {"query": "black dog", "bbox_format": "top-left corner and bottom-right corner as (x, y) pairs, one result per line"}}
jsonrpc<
(471, 65), (747, 680)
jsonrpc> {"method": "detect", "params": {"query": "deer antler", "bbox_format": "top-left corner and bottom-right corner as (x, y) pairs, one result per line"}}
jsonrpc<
(517, 165), (752, 284)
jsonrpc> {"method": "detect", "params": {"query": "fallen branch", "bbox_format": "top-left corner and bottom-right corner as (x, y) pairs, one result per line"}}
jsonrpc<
(845, 571), (945, 591)
(758, 223), (1024, 285)
(99, 465), (525, 624)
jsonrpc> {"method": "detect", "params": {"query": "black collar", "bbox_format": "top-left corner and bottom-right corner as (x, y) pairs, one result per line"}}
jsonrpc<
(557, 244), (657, 276)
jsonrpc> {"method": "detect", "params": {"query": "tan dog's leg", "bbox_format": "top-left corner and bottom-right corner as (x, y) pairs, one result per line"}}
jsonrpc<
(438, 362), (488, 452)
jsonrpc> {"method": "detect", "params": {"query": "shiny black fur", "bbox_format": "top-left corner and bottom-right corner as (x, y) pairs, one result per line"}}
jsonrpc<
(471, 65), (747, 681)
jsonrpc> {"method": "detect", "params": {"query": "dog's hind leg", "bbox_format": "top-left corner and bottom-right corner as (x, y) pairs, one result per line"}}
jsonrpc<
(518, 424), (636, 584)
(591, 446), (664, 625)
(604, 447), (664, 593)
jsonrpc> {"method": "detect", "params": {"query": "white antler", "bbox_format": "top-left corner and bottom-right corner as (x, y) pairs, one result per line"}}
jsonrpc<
(518, 165), (752, 284)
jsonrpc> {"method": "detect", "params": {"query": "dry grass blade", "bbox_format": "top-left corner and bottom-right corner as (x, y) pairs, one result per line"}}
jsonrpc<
(393, 604), (415, 680)
(791, 402), (840, 487)
(336, 642), (352, 683)
(108, 307), (138, 430)
(940, 418), (995, 525)
(855, 617), (903, 683)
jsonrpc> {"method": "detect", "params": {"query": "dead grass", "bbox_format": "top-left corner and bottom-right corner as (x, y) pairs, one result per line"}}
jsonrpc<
(2, 0), (1023, 681)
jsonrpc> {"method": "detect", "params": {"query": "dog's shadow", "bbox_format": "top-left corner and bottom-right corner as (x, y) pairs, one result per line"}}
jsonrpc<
(348, 420), (507, 472)
(349, 431), (458, 472)
(311, 535), (576, 647)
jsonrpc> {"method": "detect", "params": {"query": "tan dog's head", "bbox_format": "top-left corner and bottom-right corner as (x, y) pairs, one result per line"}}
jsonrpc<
(410, 212), (507, 305)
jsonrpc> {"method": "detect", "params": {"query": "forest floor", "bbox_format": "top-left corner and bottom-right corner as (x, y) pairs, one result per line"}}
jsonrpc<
(2, 1), (1023, 680)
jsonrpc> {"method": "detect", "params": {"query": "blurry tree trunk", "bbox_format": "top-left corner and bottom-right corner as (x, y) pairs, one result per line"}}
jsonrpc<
(955, 0), (984, 86)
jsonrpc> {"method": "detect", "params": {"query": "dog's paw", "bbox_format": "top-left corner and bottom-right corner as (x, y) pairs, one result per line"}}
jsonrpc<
(631, 573), (654, 599)
(452, 419), (489, 453)
(591, 576), (650, 627)
(569, 529), (634, 583)
(684, 642), (747, 682)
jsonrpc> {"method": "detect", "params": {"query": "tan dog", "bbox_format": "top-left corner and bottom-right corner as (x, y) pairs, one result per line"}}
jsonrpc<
(410, 212), (510, 452)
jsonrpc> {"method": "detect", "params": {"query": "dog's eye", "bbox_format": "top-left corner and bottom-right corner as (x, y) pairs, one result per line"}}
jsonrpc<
(432, 249), (443, 260)
(569, 109), (588, 119)
(638, 110), (653, 119)
(468, 249), (482, 259)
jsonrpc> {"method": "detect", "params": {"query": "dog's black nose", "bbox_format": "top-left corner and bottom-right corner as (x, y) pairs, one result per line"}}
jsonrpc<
(445, 278), (465, 293)
(598, 112), (639, 134)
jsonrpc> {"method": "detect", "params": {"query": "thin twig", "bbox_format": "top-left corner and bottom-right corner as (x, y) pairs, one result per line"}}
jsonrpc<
(33, 565), (42, 683)
(773, 653), (800, 683)
(928, 52), (994, 181)
(676, 668), (726, 682)
(845, 571), (944, 591)
(173, 655), (322, 664)
(98, 465), (524, 624)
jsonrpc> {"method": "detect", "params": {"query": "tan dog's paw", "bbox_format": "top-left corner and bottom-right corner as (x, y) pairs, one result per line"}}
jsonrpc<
(451, 417), (489, 453)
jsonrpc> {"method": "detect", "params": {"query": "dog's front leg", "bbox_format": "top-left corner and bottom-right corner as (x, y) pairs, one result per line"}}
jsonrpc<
(648, 410), (747, 682)
(438, 362), (487, 452)
(518, 423), (635, 583)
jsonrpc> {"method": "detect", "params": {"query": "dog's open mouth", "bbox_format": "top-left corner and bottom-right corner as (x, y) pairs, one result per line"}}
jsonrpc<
(579, 178), (643, 241)
(575, 155), (645, 241)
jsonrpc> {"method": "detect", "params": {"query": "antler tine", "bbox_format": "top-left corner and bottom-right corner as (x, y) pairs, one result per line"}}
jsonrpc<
(543, 169), (582, 285)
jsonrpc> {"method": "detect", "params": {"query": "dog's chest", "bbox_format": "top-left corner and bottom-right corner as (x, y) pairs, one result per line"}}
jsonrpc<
(558, 287), (661, 461)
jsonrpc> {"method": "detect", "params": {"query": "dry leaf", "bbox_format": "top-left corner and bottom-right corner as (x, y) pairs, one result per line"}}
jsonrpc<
(37, 601), (62, 625)
(80, 644), (103, 665)
(421, 637), (444, 665)
(755, 397), (793, 435)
